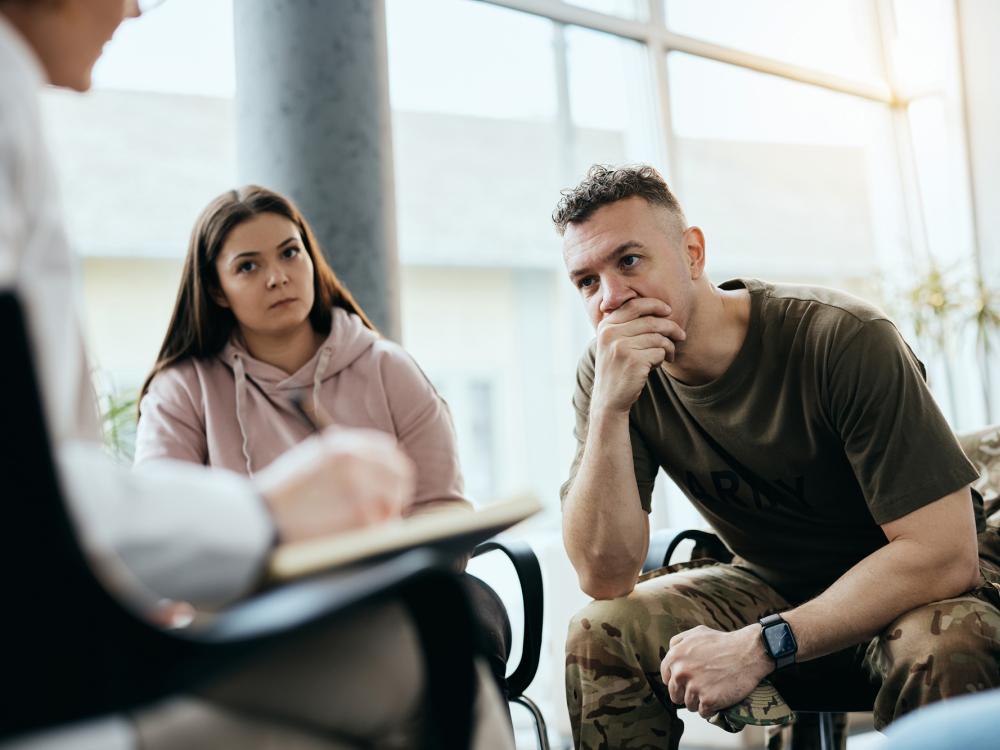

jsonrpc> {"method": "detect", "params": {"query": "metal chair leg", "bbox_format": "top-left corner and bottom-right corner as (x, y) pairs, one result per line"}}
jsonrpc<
(512, 695), (550, 750)
(818, 711), (834, 750)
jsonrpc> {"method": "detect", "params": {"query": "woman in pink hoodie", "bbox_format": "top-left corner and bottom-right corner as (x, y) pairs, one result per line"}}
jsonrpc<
(134, 185), (512, 701)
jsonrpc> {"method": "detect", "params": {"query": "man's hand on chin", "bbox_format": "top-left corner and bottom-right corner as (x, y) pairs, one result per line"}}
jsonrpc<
(660, 624), (773, 719)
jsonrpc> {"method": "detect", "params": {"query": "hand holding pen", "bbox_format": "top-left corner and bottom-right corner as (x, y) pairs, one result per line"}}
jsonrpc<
(253, 395), (414, 543)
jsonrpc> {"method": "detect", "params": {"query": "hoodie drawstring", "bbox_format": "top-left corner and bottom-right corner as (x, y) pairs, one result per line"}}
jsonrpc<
(232, 354), (255, 476)
(312, 346), (334, 427)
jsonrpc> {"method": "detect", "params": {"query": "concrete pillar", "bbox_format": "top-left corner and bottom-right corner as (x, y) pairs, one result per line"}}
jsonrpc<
(233, 0), (400, 339)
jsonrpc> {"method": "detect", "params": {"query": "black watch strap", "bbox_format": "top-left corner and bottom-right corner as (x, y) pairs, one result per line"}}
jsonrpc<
(759, 613), (797, 670)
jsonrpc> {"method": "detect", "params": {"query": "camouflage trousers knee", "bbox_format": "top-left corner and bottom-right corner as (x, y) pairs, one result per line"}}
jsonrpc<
(565, 560), (790, 750)
(864, 556), (1000, 730)
(565, 558), (1000, 750)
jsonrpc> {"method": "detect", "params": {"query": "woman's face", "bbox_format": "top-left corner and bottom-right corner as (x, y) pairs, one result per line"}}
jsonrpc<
(213, 212), (316, 337)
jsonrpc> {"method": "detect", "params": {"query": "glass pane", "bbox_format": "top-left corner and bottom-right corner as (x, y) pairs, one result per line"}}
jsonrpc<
(387, 0), (561, 270)
(888, 0), (953, 96)
(903, 96), (981, 428)
(879, 3), (979, 425)
(565, 26), (665, 174)
(667, 52), (908, 289)
(665, 0), (885, 84)
(907, 96), (974, 268)
(387, 0), (557, 122)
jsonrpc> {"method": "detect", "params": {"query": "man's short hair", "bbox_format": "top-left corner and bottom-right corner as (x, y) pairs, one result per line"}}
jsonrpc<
(551, 164), (686, 236)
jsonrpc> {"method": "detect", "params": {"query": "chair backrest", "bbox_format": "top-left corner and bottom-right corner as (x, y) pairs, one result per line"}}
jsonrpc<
(1, 291), (485, 749)
(0, 292), (193, 739)
(959, 425), (1000, 509)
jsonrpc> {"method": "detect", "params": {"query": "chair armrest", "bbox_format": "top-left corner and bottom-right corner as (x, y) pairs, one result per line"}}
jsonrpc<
(644, 528), (731, 574)
(194, 548), (451, 644)
(473, 538), (543, 699)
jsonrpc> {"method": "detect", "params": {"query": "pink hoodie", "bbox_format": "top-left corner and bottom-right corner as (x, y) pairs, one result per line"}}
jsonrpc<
(134, 307), (469, 515)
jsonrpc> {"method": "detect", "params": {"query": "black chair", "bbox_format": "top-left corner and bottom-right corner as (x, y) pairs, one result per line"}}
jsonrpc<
(472, 538), (548, 750)
(0, 291), (482, 748)
(644, 528), (879, 750)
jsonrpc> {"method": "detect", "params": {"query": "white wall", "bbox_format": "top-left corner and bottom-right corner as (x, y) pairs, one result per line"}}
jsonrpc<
(80, 257), (184, 389)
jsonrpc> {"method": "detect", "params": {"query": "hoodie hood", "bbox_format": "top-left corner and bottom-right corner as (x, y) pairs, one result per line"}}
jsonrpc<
(218, 307), (378, 474)
(220, 307), (378, 390)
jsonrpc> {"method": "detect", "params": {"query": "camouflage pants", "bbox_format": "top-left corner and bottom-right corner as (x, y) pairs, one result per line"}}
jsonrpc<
(565, 555), (1000, 750)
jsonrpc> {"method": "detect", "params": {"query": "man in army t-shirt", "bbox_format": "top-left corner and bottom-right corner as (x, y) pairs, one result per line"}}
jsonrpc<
(554, 164), (1000, 750)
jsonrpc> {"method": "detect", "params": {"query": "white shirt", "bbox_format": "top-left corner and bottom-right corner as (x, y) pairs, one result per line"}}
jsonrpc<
(0, 14), (273, 610)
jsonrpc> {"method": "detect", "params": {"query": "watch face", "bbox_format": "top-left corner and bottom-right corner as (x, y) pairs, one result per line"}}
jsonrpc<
(765, 623), (796, 658)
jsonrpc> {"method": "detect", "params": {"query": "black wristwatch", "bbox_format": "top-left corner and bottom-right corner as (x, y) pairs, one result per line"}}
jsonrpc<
(759, 613), (797, 670)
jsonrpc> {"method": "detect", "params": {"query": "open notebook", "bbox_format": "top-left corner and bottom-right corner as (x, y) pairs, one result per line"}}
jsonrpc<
(268, 494), (542, 581)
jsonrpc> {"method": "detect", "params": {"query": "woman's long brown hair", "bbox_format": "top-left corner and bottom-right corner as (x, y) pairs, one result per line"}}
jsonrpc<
(139, 185), (374, 412)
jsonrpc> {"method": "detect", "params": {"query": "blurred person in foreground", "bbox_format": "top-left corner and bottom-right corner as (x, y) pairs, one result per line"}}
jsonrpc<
(555, 164), (1000, 749)
(878, 687), (1000, 749)
(0, 0), (513, 747)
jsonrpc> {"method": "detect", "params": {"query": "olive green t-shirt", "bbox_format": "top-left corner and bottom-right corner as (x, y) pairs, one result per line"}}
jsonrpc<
(561, 279), (981, 603)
